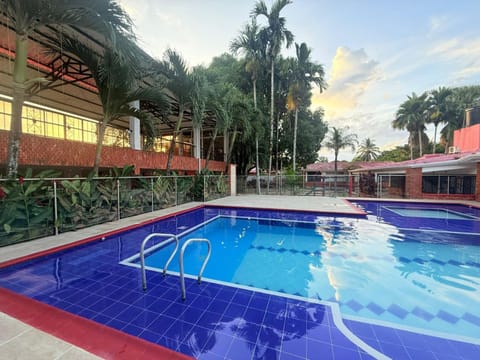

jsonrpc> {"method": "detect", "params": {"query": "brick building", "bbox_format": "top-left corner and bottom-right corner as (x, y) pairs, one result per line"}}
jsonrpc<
(350, 122), (480, 201)
(0, 15), (227, 176)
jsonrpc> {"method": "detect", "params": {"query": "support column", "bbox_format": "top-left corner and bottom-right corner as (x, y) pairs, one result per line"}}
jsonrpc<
(405, 168), (422, 199)
(129, 100), (141, 150)
(229, 164), (237, 196)
(193, 125), (201, 159)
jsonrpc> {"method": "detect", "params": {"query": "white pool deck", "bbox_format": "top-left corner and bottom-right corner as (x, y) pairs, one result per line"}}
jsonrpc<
(0, 195), (477, 359)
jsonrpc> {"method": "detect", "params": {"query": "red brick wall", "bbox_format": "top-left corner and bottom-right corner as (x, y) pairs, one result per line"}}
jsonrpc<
(0, 131), (226, 174)
(405, 168), (422, 199)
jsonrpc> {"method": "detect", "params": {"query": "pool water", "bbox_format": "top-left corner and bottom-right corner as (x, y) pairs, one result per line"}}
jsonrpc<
(386, 206), (479, 220)
(127, 203), (480, 342)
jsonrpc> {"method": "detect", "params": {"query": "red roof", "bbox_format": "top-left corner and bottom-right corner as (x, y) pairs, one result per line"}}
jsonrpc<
(354, 151), (480, 172)
(306, 161), (395, 173)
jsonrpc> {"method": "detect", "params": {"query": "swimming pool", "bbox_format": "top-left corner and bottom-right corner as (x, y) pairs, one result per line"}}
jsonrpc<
(121, 202), (480, 343)
(1, 200), (479, 359)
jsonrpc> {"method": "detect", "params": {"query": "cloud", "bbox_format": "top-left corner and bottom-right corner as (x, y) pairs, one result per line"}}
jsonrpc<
(312, 47), (379, 118)
(429, 16), (447, 34)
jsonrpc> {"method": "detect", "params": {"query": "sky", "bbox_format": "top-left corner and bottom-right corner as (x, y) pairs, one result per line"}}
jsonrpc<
(118, 0), (480, 161)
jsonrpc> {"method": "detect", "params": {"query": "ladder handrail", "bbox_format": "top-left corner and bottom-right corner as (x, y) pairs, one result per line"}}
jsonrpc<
(140, 233), (178, 290)
(179, 238), (211, 301)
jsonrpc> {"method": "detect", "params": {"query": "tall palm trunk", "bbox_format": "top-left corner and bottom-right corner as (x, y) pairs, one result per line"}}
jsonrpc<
(333, 151), (338, 194)
(267, 60), (275, 193)
(205, 128), (218, 170)
(293, 107), (298, 173)
(7, 35), (28, 178)
(418, 129), (423, 157)
(432, 124), (438, 154)
(409, 134), (413, 160)
(253, 79), (260, 194)
(93, 119), (108, 175)
(166, 109), (184, 173)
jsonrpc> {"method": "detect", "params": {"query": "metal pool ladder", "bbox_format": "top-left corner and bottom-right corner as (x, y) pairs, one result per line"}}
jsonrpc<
(179, 238), (211, 301)
(140, 234), (211, 301)
(140, 233), (179, 291)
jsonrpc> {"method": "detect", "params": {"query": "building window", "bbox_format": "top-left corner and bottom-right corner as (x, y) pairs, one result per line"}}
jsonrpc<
(0, 100), (11, 130)
(0, 97), (130, 148)
(422, 175), (476, 195)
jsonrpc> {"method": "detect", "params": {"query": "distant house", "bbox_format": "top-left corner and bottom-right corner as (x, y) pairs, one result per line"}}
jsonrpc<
(350, 118), (480, 201)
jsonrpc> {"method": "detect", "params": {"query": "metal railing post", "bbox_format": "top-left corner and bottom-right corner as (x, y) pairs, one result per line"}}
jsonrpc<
(203, 175), (206, 202)
(151, 177), (154, 212)
(175, 176), (178, 206)
(53, 180), (58, 236)
(116, 179), (120, 220)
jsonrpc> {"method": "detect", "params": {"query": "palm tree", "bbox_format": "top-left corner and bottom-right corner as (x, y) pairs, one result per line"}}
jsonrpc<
(325, 127), (357, 192)
(287, 42), (326, 172)
(230, 18), (265, 193)
(58, 36), (169, 175)
(356, 138), (380, 161)
(3, 0), (134, 178)
(427, 87), (452, 154)
(252, 0), (294, 190)
(157, 49), (196, 174)
(392, 92), (428, 159)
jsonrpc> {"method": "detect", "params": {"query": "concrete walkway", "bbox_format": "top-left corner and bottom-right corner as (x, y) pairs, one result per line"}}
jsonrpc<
(0, 195), (359, 359)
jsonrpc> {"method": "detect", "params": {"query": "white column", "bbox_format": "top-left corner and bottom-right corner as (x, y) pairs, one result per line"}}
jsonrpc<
(230, 164), (237, 196)
(129, 100), (141, 150)
(193, 125), (201, 159)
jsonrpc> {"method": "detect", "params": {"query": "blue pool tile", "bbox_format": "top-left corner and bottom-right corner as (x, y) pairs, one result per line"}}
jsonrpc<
(198, 310), (223, 327)
(332, 345), (363, 360)
(437, 310), (460, 324)
(140, 329), (162, 343)
(163, 302), (188, 318)
(224, 303), (247, 318)
(447, 259), (463, 267)
(244, 308), (266, 323)
(377, 341), (411, 360)
(207, 299), (230, 315)
(197, 352), (224, 360)
(404, 348), (438, 360)
(267, 297), (287, 314)
(215, 288), (237, 302)
(366, 302), (385, 315)
(397, 331), (428, 350)
(462, 312), (480, 327)
(249, 294), (270, 311)
(122, 323), (144, 337)
(344, 321), (376, 340)
(279, 352), (303, 360)
(130, 309), (159, 328)
(346, 299), (364, 312)
(411, 306), (435, 321)
(430, 259), (446, 266)
(147, 314), (176, 335)
(281, 335), (307, 358)
(206, 332), (235, 358)
(306, 339), (334, 360)
(330, 329), (358, 350)
(398, 256), (411, 263)
(178, 306), (205, 325)
(445, 340), (480, 360)
(251, 344), (281, 359)
(372, 326), (400, 345)
(387, 304), (409, 319)
(163, 319), (193, 341)
(413, 257), (425, 264)
(226, 337), (256, 359)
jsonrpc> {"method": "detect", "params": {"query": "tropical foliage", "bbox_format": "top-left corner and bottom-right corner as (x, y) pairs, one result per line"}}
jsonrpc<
(354, 138), (380, 161)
